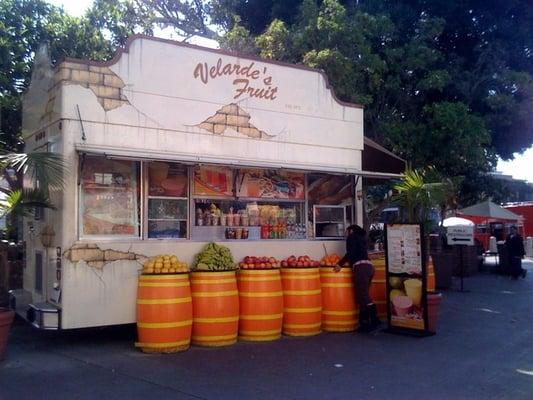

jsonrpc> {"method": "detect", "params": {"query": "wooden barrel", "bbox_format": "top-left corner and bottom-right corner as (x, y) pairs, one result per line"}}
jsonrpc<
(191, 271), (239, 347)
(237, 269), (283, 342)
(320, 267), (357, 332)
(369, 255), (387, 319)
(281, 268), (322, 336)
(135, 274), (192, 353)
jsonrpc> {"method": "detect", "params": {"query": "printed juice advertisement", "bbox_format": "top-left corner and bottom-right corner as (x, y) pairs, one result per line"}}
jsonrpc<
(148, 162), (188, 197)
(389, 276), (425, 330)
(237, 169), (305, 199)
(193, 166), (233, 197)
(81, 157), (139, 236)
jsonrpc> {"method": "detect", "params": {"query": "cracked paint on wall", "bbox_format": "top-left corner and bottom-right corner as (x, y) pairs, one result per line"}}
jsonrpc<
(64, 243), (146, 270)
(196, 103), (275, 139)
(42, 61), (131, 124)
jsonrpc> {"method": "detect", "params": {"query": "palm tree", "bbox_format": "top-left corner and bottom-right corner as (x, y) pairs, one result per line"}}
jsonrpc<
(0, 152), (65, 219)
(392, 167), (456, 233)
(0, 151), (65, 305)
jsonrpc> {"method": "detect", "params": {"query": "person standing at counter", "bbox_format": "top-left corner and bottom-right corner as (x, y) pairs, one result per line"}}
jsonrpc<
(335, 225), (380, 332)
(505, 226), (526, 280)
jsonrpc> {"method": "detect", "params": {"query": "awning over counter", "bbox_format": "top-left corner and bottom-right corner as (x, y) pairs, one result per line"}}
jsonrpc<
(75, 138), (406, 181)
(362, 137), (406, 185)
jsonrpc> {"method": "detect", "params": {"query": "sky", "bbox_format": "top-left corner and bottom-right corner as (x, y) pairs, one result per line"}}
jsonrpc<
(46, 0), (532, 182)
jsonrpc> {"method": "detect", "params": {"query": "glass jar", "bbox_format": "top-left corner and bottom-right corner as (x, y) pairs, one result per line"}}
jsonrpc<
(227, 214), (234, 226)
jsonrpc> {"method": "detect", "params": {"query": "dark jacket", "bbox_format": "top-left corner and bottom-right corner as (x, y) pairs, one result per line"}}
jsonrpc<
(506, 234), (525, 258)
(339, 233), (369, 266)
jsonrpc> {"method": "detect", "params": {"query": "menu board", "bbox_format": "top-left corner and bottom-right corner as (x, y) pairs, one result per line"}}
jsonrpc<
(237, 169), (305, 199)
(193, 166), (234, 197)
(385, 224), (430, 335)
(386, 224), (422, 274)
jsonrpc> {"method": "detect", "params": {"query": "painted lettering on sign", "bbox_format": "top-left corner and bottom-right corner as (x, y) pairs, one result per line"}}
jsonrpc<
(193, 58), (278, 101)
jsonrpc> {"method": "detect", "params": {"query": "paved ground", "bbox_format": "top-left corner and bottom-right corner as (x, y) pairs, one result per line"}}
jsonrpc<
(1, 260), (532, 400)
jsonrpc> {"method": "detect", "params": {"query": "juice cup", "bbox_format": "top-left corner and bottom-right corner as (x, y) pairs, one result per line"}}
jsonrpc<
(404, 279), (422, 306)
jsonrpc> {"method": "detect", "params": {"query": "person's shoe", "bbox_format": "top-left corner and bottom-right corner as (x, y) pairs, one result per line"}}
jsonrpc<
(521, 269), (527, 279)
(367, 303), (381, 332)
(357, 307), (371, 333)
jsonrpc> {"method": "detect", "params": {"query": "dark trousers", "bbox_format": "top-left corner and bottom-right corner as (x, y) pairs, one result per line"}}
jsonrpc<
(353, 262), (375, 307)
(510, 256), (523, 278)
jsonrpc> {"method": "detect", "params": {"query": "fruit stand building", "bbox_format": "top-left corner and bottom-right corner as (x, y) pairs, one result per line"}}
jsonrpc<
(13, 35), (403, 329)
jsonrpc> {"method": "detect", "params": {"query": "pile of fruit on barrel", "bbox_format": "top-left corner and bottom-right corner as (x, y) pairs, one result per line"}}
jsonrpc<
(135, 244), (434, 353)
(141, 255), (189, 274)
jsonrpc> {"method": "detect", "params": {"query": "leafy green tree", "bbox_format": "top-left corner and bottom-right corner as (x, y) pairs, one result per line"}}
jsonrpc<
(218, 16), (257, 54)
(384, 101), (493, 177)
(255, 19), (293, 60)
(215, 0), (531, 205)
(86, 0), (154, 47)
(1, 0), (530, 210)
(0, 0), (115, 154)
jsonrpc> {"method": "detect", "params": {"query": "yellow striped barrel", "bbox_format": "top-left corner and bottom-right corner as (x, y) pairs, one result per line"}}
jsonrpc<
(237, 269), (283, 342)
(369, 254), (387, 318)
(190, 271), (239, 347)
(281, 268), (322, 336)
(320, 267), (357, 332)
(135, 273), (192, 353)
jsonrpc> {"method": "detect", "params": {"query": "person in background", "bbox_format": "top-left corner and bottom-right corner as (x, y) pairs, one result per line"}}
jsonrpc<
(335, 225), (380, 332)
(505, 226), (526, 280)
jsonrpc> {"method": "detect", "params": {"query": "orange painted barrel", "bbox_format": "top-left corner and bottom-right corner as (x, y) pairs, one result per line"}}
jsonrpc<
(135, 273), (193, 353)
(320, 267), (357, 332)
(369, 257), (387, 318)
(281, 268), (322, 336)
(191, 271), (239, 347)
(237, 269), (283, 341)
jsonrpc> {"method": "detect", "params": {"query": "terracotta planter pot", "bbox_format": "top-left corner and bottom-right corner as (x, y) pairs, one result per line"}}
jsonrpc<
(0, 308), (15, 360)
(427, 292), (443, 333)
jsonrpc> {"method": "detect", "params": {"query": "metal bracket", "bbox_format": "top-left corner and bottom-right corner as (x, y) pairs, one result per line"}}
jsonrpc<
(76, 104), (86, 141)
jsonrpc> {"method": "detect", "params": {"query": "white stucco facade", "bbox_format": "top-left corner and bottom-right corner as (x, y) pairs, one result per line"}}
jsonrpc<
(19, 36), (364, 329)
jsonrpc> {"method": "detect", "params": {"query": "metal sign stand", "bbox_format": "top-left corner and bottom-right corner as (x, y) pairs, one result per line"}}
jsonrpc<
(458, 245), (470, 293)
(447, 226), (474, 293)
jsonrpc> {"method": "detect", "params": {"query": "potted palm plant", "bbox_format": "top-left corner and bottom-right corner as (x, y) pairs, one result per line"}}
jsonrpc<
(0, 151), (65, 360)
(392, 167), (455, 333)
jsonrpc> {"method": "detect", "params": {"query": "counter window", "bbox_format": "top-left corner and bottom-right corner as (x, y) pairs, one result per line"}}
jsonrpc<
(308, 173), (353, 238)
(80, 156), (140, 238)
(191, 167), (306, 241)
(192, 199), (305, 240)
(147, 162), (188, 239)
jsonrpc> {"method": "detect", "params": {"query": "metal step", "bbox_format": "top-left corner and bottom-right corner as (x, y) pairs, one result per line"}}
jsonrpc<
(9, 290), (61, 330)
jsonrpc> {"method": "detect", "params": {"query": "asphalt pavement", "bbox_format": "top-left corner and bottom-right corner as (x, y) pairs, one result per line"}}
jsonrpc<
(1, 260), (532, 400)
